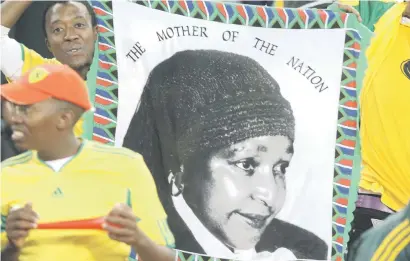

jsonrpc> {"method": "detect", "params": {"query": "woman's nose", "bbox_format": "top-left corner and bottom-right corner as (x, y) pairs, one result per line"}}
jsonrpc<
(250, 166), (278, 204)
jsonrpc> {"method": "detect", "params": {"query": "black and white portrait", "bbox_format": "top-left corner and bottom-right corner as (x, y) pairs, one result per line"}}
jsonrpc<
(112, 1), (352, 260)
(123, 50), (327, 260)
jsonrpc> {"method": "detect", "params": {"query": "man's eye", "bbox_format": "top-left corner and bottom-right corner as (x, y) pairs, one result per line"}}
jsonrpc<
(75, 23), (85, 28)
(15, 105), (30, 114)
(20, 105), (30, 112)
(53, 28), (63, 34)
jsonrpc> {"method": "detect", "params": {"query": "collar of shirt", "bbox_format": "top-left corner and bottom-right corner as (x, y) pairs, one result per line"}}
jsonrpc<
(401, 16), (410, 26)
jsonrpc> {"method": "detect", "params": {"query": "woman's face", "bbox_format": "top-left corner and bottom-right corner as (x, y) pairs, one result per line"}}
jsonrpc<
(184, 135), (293, 250)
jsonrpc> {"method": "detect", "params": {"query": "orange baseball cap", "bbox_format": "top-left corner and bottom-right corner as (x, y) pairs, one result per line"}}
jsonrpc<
(1, 64), (92, 111)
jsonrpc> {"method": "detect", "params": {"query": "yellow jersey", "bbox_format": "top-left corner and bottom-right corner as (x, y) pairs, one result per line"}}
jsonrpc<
(1, 140), (175, 261)
(360, 3), (410, 211)
(9, 44), (85, 137)
(338, 0), (396, 5)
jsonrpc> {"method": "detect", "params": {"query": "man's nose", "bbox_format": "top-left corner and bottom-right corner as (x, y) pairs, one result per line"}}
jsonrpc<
(9, 110), (25, 124)
(64, 27), (80, 41)
(10, 114), (24, 124)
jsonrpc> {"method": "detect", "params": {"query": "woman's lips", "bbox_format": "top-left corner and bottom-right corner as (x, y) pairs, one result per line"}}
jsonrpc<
(236, 212), (270, 229)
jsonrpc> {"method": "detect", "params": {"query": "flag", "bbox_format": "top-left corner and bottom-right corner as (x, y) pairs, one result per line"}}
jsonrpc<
(89, 1), (372, 260)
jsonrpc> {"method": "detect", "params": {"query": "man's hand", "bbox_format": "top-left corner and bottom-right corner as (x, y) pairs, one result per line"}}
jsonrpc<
(338, 3), (363, 22)
(103, 203), (143, 246)
(1, 0), (33, 28)
(104, 203), (175, 261)
(5, 203), (39, 249)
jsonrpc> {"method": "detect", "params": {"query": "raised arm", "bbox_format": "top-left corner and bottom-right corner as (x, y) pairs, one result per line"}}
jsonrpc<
(0, 0), (32, 81)
(1, 0), (32, 28)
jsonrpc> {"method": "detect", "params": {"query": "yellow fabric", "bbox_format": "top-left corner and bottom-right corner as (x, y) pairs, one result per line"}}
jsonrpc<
(360, 3), (410, 211)
(337, 0), (399, 6)
(274, 1), (284, 8)
(1, 141), (175, 261)
(384, 226), (410, 261)
(337, 0), (360, 6)
(9, 45), (85, 137)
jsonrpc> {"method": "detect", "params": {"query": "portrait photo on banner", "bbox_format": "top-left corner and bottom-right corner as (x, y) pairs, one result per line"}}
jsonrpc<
(102, 1), (364, 260)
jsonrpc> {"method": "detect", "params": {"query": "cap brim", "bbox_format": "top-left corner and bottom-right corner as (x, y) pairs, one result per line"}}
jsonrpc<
(1, 82), (51, 105)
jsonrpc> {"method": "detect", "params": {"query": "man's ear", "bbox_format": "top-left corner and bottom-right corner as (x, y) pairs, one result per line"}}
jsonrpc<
(93, 26), (98, 41)
(45, 38), (52, 53)
(56, 110), (75, 130)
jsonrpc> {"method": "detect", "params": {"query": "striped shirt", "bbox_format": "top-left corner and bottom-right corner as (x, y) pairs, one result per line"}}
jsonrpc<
(348, 203), (410, 261)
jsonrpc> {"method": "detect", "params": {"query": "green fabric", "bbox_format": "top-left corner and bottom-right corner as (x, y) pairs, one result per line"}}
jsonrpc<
(81, 0), (99, 141)
(355, 1), (395, 31)
(343, 21), (373, 252)
(83, 40), (99, 141)
(328, 1), (395, 31)
(348, 203), (410, 261)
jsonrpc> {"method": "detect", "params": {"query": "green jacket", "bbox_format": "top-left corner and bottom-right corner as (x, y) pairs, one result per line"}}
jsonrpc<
(328, 1), (395, 31)
(348, 203), (410, 261)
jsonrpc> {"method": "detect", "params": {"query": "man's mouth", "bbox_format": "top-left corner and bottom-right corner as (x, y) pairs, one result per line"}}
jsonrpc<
(66, 48), (83, 55)
(236, 212), (270, 229)
(11, 130), (25, 142)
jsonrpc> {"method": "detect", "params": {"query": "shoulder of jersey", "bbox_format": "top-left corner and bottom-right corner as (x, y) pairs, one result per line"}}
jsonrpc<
(86, 140), (143, 160)
(50, 58), (61, 65)
(1, 151), (34, 169)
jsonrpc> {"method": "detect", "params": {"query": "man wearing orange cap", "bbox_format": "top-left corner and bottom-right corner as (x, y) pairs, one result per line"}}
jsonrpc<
(0, 64), (175, 261)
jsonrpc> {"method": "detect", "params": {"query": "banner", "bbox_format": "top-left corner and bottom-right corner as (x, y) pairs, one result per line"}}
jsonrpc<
(90, 1), (372, 260)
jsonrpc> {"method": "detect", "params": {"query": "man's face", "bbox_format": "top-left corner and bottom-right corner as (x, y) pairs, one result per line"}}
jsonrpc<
(404, 1), (410, 18)
(184, 136), (293, 250)
(5, 99), (59, 151)
(45, 2), (97, 70)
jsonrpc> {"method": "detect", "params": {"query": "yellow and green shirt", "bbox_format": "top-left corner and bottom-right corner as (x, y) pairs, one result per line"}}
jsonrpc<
(1, 140), (175, 261)
(360, 3), (410, 211)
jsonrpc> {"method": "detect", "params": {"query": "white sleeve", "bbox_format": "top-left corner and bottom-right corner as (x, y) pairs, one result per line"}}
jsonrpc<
(1, 25), (25, 81)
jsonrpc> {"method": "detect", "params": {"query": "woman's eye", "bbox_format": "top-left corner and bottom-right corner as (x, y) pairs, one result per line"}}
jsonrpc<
(273, 161), (289, 175)
(234, 159), (255, 172)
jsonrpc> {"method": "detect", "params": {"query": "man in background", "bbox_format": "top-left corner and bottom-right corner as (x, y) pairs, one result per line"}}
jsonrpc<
(330, 0), (395, 31)
(334, 0), (410, 252)
(1, 0), (98, 160)
(348, 202), (410, 261)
